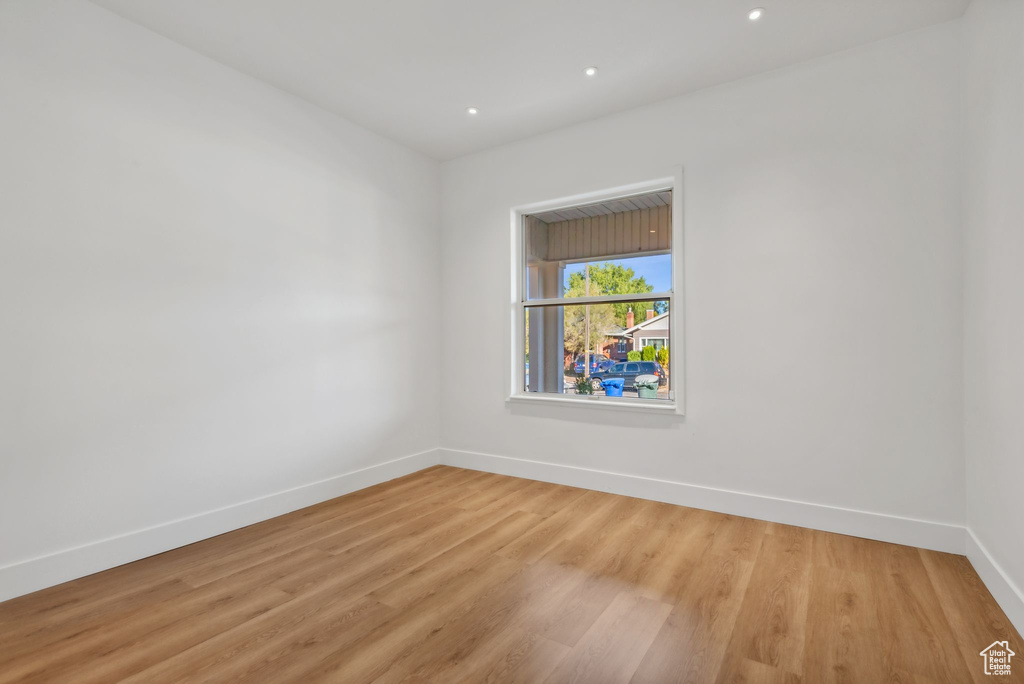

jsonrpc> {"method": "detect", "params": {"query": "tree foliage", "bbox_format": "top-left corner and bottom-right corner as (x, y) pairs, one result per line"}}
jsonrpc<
(642, 345), (656, 361)
(562, 262), (668, 364)
(563, 302), (616, 361)
(565, 263), (666, 328)
(627, 350), (642, 362)
(656, 346), (669, 367)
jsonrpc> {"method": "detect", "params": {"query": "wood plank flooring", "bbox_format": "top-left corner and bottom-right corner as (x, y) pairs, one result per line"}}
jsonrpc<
(1, 466), (1020, 683)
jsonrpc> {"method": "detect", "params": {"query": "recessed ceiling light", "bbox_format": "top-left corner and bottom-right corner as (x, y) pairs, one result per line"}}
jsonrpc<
(748, 7), (764, 21)
(584, 66), (598, 77)
(465, 107), (479, 115)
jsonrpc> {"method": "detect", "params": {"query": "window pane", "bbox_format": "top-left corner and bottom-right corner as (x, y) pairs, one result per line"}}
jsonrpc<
(524, 191), (671, 302)
(639, 337), (666, 351)
(524, 300), (671, 401)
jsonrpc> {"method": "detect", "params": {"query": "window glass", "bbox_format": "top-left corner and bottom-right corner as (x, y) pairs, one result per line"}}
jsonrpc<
(524, 193), (672, 305)
(524, 300), (670, 400)
(520, 190), (672, 403)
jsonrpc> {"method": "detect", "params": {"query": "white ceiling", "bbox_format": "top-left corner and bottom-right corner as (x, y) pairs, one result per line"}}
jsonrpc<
(90, 0), (970, 160)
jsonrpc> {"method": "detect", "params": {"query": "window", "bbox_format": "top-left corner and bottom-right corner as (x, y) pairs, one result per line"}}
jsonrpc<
(512, 176), (682, 411)
(639, 337), (667, 351)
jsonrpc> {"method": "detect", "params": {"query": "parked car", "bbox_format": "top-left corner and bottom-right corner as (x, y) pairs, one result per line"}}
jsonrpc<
(573, 353), (613, 375)
(591, 361), (668, 390)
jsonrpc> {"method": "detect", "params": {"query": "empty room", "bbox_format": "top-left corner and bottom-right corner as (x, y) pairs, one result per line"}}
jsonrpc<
(1, 0), (1022, 681)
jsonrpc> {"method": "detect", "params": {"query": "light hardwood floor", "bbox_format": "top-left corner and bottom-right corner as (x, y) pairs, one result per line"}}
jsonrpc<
(1, 465), (1020, 683)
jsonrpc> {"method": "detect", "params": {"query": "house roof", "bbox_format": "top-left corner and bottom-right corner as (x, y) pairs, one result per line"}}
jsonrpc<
(622, 311), (669, 335)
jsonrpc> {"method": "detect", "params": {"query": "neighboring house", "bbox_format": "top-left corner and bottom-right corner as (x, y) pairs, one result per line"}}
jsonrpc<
(600, 324), (628, 361)
(621, 309), (670, 355)
(595, 309), (670, 361)
(567, 310), (670, 367)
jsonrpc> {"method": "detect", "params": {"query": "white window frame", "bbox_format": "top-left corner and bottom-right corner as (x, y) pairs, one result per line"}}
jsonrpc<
(506, 169), (685, 414)
(638, 337), (668, 351)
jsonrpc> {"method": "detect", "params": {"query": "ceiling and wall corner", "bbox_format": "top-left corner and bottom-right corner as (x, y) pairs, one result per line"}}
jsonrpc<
(87, 0), (970, 160)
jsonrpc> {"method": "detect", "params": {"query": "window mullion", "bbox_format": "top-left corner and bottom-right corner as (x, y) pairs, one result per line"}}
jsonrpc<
(525, 292), (672, 308)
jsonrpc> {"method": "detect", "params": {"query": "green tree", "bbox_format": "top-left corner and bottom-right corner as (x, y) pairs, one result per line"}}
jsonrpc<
(642, 345), (656, 361)
(627, 350), (642, 362)
(563, 302), (616, 363)
(565, 263), (666, 329)
(656, 346), (669, 367)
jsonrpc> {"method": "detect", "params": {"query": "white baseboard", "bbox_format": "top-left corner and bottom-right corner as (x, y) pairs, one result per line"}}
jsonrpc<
(966, 529), (1024, 636)
(0, 448), (441, 603)
(9, 444), (1018, 636)
(438, 447), (965, 555)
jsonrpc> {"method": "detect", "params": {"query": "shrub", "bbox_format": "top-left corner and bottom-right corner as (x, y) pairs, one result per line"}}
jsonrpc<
(656, 346), (669, 366)
(573, 375), (594, 395)
(642, 345), (656, 361)
(626, 350), (642, 362)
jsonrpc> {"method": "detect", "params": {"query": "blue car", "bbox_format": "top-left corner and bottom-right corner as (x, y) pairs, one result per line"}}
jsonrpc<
(573, 353), (613, 375)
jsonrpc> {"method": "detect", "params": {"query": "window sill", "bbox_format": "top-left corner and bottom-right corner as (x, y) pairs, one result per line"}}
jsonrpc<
(507, 393), (681, 414)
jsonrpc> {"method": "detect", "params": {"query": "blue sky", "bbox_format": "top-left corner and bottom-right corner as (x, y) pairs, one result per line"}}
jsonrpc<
(563, 254), (671, 293)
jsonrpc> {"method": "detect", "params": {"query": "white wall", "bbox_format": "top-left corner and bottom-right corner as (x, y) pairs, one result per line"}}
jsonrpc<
(441, 23), (965, 533)
(963, 0), (1024, 630)
(0, 0), (440, 598)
